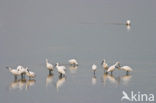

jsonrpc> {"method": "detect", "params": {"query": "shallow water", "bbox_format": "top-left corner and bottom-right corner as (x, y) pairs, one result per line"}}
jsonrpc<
(0, 0), (156, 103)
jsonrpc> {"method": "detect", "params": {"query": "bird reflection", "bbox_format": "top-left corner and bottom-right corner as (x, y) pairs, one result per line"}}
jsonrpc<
(68, 65), (78, 74)
(126, 25), (131, 31)
(9, 80), (19, 90)
(92, 75), (96, 85)
(9, 79), (36, 90)
(26, 80), (36, 90)
(56, 76), (66, 91)
(102, 73), (118, 86)
(46, 73), (54, 87)
(117, 74), (132, 86)
(18, 79), (27, 90)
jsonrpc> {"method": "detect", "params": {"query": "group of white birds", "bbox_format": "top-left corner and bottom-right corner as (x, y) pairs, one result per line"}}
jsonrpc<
(92, 59), (133, 75)
(46, 58), (78, 77)
(7, 58), (133, 84)
(6, 65), (35, 80)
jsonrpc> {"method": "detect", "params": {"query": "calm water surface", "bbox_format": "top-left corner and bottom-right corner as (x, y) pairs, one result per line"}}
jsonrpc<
(0, 0), (156, 103)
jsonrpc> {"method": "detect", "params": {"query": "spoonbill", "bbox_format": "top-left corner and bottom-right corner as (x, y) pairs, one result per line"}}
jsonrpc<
(101, 59), (109, 71)
(55, 63), (66, 77)
(26, 69), (36, 79)
(46, 59), (54, 74)
(92, 64), (97, 75)
(107, 62), (120, 75)
(69, 59), (78, 66)
(126, 20), (131, 25)
(6, 67), (21, 80)
(118, 66), (133, 75)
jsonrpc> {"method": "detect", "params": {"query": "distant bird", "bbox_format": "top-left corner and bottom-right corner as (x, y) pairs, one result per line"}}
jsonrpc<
(126, 20), (131, 26)
(26, 69), (36, 79)
(46, 59), (54, 74)
(16, 65), (27, 79)
(6, 67), (21, 80)
(101, 59), (109, 71)
(107, 62), (120, 75)
(118, 66), (133, 75)
(92, 64), (97, 75)
(69, 59), (78, 66)
(55, 63), (66, 77)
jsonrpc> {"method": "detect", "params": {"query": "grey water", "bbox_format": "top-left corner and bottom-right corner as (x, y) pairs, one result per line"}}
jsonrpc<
(0, 0), (156, 103)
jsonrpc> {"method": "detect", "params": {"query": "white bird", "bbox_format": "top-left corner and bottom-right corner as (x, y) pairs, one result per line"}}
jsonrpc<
(46, 59), (54, 74)
(55, 63), (66, 76)
(69, 59), (78, 66)
(26, 69), (36, 79)
(107, 62), (120, 74)
(16, 65), (27, 78)
(126, 20), (131, 25)
(92, 64), (97, 75)
(121, 91), (131, 101)
(6, 67), (21, 80)
(118, 66), (133, 75)
(101, 59), (109, 71)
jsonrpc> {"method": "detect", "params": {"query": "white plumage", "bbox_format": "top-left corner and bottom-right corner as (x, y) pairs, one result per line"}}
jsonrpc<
(69, 59), (78, 66)
(7, 67), (21, 77)
(107, 62), (120, 74)
(92, 64), (97, 71)
(46, 59), (54, 71)
(26, 69), (36, 79)
(101, 59), (109, 70)
(126, 20), (131, 25)
(17, 65), (27, 76)
(55, 63), (66, 76)
(119, 66), (133, 72)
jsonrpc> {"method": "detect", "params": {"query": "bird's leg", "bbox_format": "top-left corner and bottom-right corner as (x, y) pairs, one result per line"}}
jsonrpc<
(111, 71), (113, 75)
(23, 74), (25, 79)
(49, 70), (52, 75)
(126, 71), (129, 75)
(14, 75), (17, 80)
(21, 74), (23, 79)
(106, 72), (108, 74)
(93, 71), (96, 76)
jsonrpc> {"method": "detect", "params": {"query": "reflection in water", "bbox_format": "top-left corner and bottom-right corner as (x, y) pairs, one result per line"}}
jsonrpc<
(26, 80), (36, 90)
(126, 25), (131, 31)
(46, 73), (54, 87)
(92, 75), (96, 85)
(102, 73), (118, 86)
(10, 80), (19, 90)
(68, 65), (78, 74)
(117, 74), (132, 86)
(18, 79), (27, 90)
(9, 79), (36, 90)
(56, 76), (66, 91)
